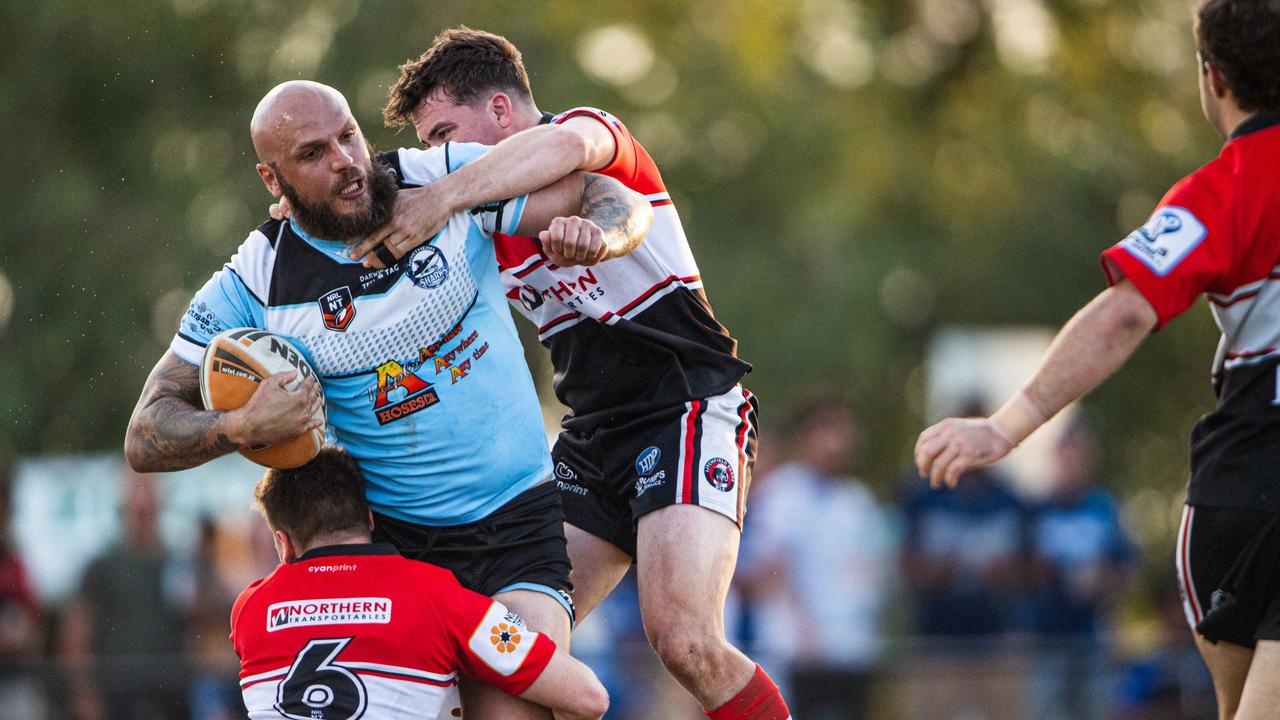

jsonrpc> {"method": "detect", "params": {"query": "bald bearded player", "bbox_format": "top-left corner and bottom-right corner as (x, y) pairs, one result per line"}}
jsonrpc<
(125, 81), (652, 720)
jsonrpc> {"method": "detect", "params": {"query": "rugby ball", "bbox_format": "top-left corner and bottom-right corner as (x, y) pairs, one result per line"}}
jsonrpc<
(199, 328), (325, 469)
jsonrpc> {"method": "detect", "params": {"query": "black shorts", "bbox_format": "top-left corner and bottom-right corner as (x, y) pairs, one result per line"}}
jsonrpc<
(1177, 504), (1280, 647)
(371, 482), (575, 622)
(552, 384), (758, 557)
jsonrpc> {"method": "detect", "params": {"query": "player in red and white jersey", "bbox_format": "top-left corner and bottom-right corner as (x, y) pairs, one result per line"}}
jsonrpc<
(233, 447), (608, 720)
(915, 2), (1280, 717)
(334, 27), (788, 720)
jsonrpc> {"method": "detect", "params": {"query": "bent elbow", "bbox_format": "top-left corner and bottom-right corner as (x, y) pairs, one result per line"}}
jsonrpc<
(568, 685), (609, 720)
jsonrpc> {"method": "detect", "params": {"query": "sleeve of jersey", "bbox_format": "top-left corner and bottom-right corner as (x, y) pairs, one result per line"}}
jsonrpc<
(438, 141), (529, 237)
(554, 107), (638, 181)
(169, 232), (271, 363)
(1099, 170), (1233, 329)
(451, 594), (556, 696)
(388, 146), (449, 186)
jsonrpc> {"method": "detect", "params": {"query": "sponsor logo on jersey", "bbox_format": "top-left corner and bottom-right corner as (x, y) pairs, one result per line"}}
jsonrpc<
(555, 461), (577, 481)
(635, 447), (661, 476)
(635, 475), (665, 497)
(406, 245), (449, 289)
(519, 284), (544, 311)
(704, 457), (735, 492)
(371, 359), (438, 425)
(318, 286), (356, 332)
(183, 301), (224, 338)
(1119, 206), (1206, 276)
(634, 447), (666, 496)
(266, 597), (392, 632)
(469, 604), (537, 676)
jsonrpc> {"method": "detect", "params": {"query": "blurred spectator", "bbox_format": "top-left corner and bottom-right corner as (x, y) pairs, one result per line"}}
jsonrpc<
(59, 468), (189, 720)
(900, 469), (1026, 637)
(1115, 578), (1216, 720)
(898, 401), (1029, 720)
(738, 399), (893, 719)
(0, 453), (47, 719)
(183, 517), (239, 720)
(1025, 420), (1135, 720)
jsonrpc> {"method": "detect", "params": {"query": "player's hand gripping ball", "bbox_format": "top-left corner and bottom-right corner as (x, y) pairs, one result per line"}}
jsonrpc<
(199, 329), (325, 468)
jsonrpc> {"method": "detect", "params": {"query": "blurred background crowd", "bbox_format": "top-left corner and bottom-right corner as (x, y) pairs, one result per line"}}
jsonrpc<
(0, 0), (1236, 717)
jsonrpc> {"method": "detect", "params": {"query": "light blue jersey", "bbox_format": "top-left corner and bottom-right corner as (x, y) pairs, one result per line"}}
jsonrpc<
(170, 143), (551, 525)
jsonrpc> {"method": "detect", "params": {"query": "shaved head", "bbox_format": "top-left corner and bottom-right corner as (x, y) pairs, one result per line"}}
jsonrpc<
(249, 80), (396, 243)
(250, 80), (353, 163)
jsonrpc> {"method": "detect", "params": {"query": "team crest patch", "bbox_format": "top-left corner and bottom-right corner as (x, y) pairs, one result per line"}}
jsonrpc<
(490, 621), (523, 654)
(406, 245), (449, 289)
(318, 286), (356, 332)
(469, 604), (537, 676)
(1119, 206), (1206, 276)
(704, 457), (735, 492)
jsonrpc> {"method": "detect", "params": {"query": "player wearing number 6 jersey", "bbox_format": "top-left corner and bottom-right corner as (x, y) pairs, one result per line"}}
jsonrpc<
(233, 447), (608, 720)
(340, 28), (788, 720)
(914, 2), (1280, 719)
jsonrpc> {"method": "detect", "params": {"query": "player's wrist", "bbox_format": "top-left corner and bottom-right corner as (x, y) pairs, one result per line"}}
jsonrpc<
(988, 390), (1047, 446)
(217, 408), (252, 449)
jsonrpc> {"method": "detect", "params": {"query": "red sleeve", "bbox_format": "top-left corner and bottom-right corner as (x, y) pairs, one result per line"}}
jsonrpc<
(436, 579), (556, 696)
(1100, 164), (1234, 329)
(229, 577), (267, 660)
(554, 107), (638, 183)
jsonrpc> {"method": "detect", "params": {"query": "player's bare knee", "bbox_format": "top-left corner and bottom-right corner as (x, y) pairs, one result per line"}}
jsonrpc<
(646, 622), (727, 681)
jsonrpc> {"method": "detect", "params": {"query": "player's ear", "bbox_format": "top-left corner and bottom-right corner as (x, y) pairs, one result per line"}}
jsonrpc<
(1204, 60), (1230, 100)
(490, 92), (514, 129)
(273, 528), (296, 563)
(257, 163), (284, 198)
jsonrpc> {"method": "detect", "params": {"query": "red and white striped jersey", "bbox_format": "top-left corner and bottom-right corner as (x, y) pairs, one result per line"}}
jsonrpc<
(231, 543), (554, 719)
(495, 108), (751, 430)
(1101, 112), (1280, 509)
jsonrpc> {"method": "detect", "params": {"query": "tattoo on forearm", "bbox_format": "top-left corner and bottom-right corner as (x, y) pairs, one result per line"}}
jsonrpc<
(582, 174), (648, 256)
(126, 355), (239, 471)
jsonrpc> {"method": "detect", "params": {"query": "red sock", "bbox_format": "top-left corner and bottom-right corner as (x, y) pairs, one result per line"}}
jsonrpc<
(705, 665), (790, 720)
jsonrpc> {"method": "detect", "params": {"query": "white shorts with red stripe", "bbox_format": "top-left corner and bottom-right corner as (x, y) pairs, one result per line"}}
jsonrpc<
(552, 385), (759, 557)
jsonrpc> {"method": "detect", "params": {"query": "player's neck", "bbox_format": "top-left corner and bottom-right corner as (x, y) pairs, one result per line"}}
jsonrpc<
(510, 103), (544, 133)
(294, 532), (373, 559)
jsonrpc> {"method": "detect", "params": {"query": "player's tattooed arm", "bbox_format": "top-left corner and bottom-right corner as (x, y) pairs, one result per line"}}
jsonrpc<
(124, 351), (323, 472)
(124, 353), (240, 472)
(581, 172), (651, 259)
(516, 171), (653, 267)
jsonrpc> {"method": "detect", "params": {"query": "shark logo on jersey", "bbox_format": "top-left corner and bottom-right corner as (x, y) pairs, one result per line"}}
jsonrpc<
(318, 286), (356, 332)
(406, 245), (449, 289)
(1119, 206), (1206, 276)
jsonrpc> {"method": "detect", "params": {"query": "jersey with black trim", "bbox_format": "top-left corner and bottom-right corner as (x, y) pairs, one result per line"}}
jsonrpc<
(231, 543), (555, 719)
(1101, 113), (1280, 510)
(171, 143), (551, 526)
(495, 107), (751, 431)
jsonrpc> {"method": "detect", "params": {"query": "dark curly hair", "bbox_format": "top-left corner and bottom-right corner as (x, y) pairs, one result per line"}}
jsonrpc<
(1196, 0), (1280, 113)
(253, 446), (370, 549)
(384, 27), (533, 128)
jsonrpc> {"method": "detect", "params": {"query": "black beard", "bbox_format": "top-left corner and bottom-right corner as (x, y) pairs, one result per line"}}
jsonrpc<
(277, 158), (398, 243)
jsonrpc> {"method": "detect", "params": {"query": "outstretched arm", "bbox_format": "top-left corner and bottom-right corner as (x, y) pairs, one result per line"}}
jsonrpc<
(347, 117), (618, 267)
(124, 351), (323, 472)
(914, 279), (1157, 488)
(516, 171), (652, 267)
